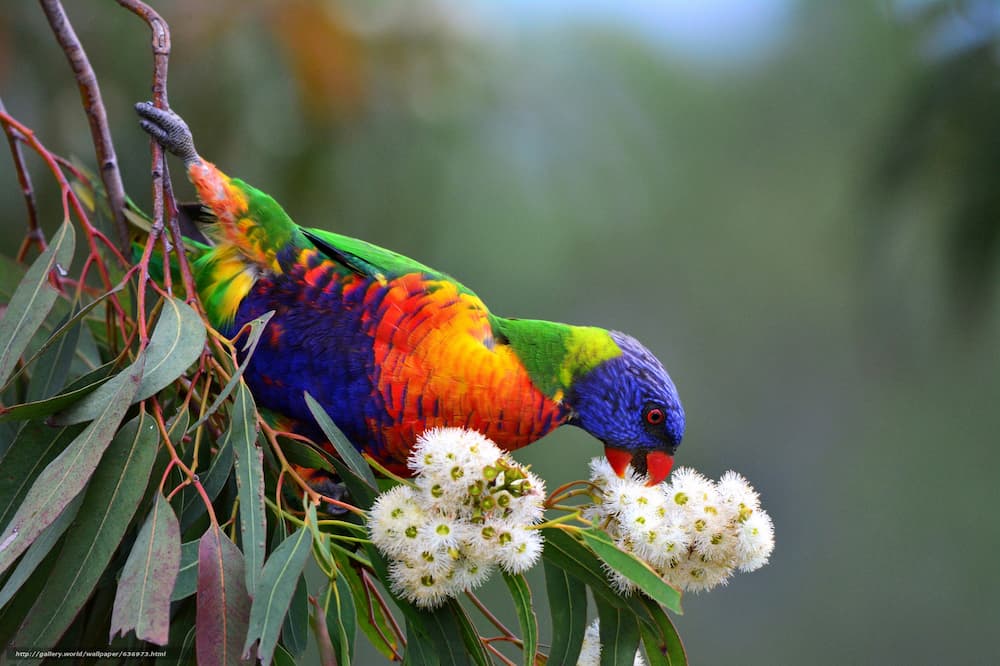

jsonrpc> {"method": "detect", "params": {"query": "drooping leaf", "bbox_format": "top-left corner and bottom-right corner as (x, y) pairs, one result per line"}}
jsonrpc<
(280, 574), (309, 657)
(19, 413), (160, 648)
(109, 490), (181, 645)
(53, 297), (205, 425)
(25, 310), (80, 402)
(279, 436), (337, 475)
(0, 538), (60, 651)
(579, 528), (682, 614)
(305, 391), (377, 490)
(243, 518), (314, 665)
(0, 219), (74, 388)
(230, 381), (266, 595)
(14, 280), (125, 397)
(596, 595), (641, 666)
(180, 419), (234, 531)
(0, 370), (114, 422)
(0, 423), (82, 530)
(637, 597), (687, 666)
(543, 557), (588, 666)
(327, 568), (357, 665)
(504, 573), (539, 666)
(171, 540), (201, 601)
(0, 494), (82, 609)
(188, 310), (274, 433)
(197, 524), (253, 666)
(448, 598), (491, 666)
(335, 550), (398, 661)
(0, 358), (142, 576)
(541, 528), (648, 617)
(272, 644), (298, 666)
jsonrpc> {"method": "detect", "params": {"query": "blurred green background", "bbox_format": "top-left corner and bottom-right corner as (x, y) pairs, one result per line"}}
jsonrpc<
(3, 1), (999, 664)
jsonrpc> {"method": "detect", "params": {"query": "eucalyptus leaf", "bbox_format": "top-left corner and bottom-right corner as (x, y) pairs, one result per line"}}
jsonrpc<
(596, 595), (641, 666)
(18, 413), (160, 648)
(0, 358), (142, 575)
(0, 219), (74, 388)
(580, 528), (682, 614)
(53, 297), (205, 425)
(109, 491), (181, 645)
(197, 524), (253, 666)
(504, 572), (539, 666)
(305, 391), (377, 490)
(543, 557), (588, 665)
(243, 518), (314, 665)
(230, 381), (266, 595)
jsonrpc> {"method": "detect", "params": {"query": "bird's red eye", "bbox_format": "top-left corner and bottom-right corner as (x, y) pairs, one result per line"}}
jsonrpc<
(645, 408), (665, 425)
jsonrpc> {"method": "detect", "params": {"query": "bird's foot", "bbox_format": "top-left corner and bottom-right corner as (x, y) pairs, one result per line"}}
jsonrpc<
(135, 101), (199, 166)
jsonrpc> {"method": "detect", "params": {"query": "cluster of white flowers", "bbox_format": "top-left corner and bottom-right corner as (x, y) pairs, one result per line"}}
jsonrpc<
(585, 459), (774, 593)
(368, 428), (546, 608)
(577, 619), (646, 666)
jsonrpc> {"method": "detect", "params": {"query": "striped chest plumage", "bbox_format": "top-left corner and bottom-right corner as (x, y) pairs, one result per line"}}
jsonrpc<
(223, 247), (569, 474)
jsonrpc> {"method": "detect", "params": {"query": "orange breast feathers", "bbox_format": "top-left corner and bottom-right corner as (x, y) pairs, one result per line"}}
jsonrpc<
(370, 274), (567, 463)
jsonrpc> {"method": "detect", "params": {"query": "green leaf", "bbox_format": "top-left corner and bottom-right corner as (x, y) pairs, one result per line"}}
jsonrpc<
(0, 358), (142, 575)
(335, 550), (398, 661)
(171, 540), (201, 601)
(543, 557), (588, 666)
(53, 297), (205, 425)
(305, 391), (377, 489)
(0, 494), (82, 609)
(12, 280), (126, 396)
(595, 595), (641, 666)
(579, 528), (682, 614)
(197, 524), (253, 666)
(231, 381), (266, 595)
(188, 310), (274, 433)
(504, 573), (539, 666)
(244, 519), (314, 665)
(637, 597), (687, 666)
(18, 413), (161, 648)
(279, 436), (336, 475)
(541, 528), (646, 616)
(272, 644), (298, 666)
(327, 569), (357, 665)
(280, 575), (309, 657)
(448, 598), (491, 666)
(109, 490), (182, 645)
(0, 219), (74, 388)
(0, 537), (60, 651)
(25, 310), (80, 402)
(180, 419), (233, 531)
(0, 369), (113, 422)
(0, 423), (82, 530)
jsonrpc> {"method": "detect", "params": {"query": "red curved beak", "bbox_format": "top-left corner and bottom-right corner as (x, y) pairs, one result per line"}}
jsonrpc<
(604, 446), (674, 486)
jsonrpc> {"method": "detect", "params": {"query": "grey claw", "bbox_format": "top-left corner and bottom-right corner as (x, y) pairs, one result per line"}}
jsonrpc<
(134, 102), (199, 165)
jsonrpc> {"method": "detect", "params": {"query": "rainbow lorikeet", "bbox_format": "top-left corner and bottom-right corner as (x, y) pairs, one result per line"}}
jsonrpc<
(135, 102), (685, 486)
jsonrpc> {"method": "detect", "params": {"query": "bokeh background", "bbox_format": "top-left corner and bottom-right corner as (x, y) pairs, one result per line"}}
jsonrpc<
(3, 1), (1000, 663)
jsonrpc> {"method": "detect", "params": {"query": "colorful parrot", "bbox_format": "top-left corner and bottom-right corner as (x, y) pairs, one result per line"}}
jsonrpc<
(135, 102), (685, 487)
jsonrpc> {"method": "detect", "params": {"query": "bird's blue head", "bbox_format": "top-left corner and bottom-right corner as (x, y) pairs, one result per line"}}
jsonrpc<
(566, 331), (685, 485)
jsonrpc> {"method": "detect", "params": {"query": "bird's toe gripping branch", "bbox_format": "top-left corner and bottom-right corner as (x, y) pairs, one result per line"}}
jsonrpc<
(135, 101), (199, 166)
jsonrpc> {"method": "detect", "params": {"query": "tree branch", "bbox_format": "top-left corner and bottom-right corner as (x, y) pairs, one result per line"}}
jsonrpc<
(39, 0), (130, 252)
(0, 96), (45, 261)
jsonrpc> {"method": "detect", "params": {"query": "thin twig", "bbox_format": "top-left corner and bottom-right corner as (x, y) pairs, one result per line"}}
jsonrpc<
(39, 0), (129, 251)
(0, 97), (45, 260)
(466, 590), (519, 642)
(362, 569), (407, 652)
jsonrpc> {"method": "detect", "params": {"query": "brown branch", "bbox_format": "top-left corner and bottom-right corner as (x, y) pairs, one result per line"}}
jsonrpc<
(39, 0), (129, 251)
(0, 97), (45, 261)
